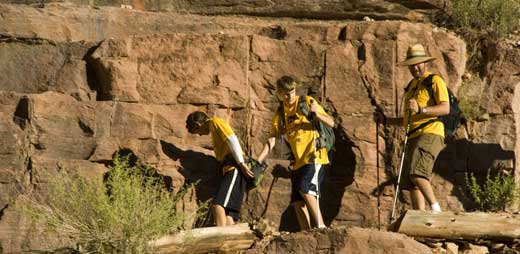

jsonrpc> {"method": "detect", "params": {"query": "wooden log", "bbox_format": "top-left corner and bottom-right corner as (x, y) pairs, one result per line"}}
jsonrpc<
(149, 223), (256, 254)
(397, 210), (520, 241)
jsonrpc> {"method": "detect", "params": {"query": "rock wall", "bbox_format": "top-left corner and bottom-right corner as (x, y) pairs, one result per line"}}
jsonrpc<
(246, 227), (433, 254)
(1, 0), (448, 21)
(0, 2), (519, 253)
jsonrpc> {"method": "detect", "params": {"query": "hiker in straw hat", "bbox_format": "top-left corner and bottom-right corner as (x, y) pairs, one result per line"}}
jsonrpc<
(377, 43), (450, 213)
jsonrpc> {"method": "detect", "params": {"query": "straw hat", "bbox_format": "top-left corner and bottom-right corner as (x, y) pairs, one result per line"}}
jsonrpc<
(399, 44), (436, 66)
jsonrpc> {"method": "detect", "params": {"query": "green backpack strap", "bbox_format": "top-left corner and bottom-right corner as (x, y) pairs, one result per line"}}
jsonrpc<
(298, 95), (320, 130)
(298, 95), (311, 119)
(298, 96), (335, 152)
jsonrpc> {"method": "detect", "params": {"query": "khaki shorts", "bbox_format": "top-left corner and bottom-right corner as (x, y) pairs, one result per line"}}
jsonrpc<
(400, 134), (444, 190)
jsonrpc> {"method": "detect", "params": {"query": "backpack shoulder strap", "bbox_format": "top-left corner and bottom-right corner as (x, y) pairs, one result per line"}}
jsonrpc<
(422, 74), (437, 104)
(407, 118), (437, 136)
(299, 95), (323, 131)
(297, 95), (311, 119)
(404, 79), (415, 92)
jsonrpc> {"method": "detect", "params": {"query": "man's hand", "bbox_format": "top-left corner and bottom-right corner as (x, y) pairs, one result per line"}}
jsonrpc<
(374, 110), (403, 126)
(309, 99), (335, 128)
(240, 162), (254, 178)
(374, 110), (386, 125)
(409, 99), (420, 114)
(309, 99), (319, 113)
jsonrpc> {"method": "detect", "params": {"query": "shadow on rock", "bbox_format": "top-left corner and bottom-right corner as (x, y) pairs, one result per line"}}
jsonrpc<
(103, 148), (173, 192)
(160, 140), (220, 227)
(435, 138), (515, 210)
(321, 127), (357, 226)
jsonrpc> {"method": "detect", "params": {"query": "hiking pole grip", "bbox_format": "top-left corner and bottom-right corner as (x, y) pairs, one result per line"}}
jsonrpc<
(390, 111), (412, 223)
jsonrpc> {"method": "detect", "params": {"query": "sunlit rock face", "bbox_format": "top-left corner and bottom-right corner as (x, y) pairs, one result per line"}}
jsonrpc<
(2, 2), (520, 253)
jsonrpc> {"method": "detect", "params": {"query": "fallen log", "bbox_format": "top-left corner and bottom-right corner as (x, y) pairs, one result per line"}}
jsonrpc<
(149, 223), (256, 254)
(396, 210), (520, 241)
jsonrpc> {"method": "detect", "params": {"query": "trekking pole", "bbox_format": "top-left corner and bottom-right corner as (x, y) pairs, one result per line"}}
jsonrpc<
(390, 111), (412, 223)
(260, 175), (278, 218)
(376, 120), (381, 230)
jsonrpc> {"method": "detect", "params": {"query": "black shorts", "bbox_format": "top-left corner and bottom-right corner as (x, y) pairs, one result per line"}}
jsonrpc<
(290, 164), (326, 204)
(213, 168), (247, 220)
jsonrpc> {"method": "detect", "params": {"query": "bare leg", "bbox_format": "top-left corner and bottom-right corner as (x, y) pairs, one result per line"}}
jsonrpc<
(293, 201), (311, 230)
(213, 204), (227, 226)
(411, 176), (437, 206)
(410, 188), (425, 210)
(301, 193), (324, 228)
(226, 216), (234, 226)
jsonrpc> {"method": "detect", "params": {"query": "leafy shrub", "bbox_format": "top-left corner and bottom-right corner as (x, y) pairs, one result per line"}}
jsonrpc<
(20, 154), (193, 253)
(466, 169), (517, 212)
(456, 75), (485, 121)
(449, 0), (520, 37)
(441, 0), (520, 73)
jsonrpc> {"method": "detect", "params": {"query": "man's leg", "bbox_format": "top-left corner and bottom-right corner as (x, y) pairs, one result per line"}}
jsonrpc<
(213, 169), (245, 226)
(295, 164), (326, 229)
(301, 193), (324, 228)
(410, 187), (426, 210)
(293, 201), (311, 230)
(408, 134), (444, 212)
(411, 176), (441, 212)
(226, 215), (234, 226)
(213, 204), (227, 226)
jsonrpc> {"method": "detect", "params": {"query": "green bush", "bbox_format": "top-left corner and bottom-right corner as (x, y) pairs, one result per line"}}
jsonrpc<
(444, 0), (520, 73)
(450, 0), (520, 37)
(20, 154), (193, 253)
(456, 75), (485, 121)
(466, 169), (517, 212)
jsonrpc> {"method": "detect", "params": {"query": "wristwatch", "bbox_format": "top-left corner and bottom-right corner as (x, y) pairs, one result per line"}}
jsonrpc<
(420, 107), (427, 114)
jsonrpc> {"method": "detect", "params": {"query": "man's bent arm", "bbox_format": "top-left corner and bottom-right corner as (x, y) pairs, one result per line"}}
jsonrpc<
(257, 137), (276, 163)
(315, 113), (335, 128)
(226, 134), (245, 164)
(226, 134), (254, 178)
(385, 117), (403, 126)
(421, 101), (449, 116)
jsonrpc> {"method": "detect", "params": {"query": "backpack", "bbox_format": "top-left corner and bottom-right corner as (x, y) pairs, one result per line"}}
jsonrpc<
(406, 74), (464, 141)
(245, 157), (267, 190)
(222, 154), (266, 190)
(278, 96), (335, 158)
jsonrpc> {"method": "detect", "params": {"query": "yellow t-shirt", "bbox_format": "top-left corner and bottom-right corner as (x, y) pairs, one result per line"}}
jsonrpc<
(208, 117), (237, 174)
(270, 96), (330, 170)
(403, 72), (450, 139)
